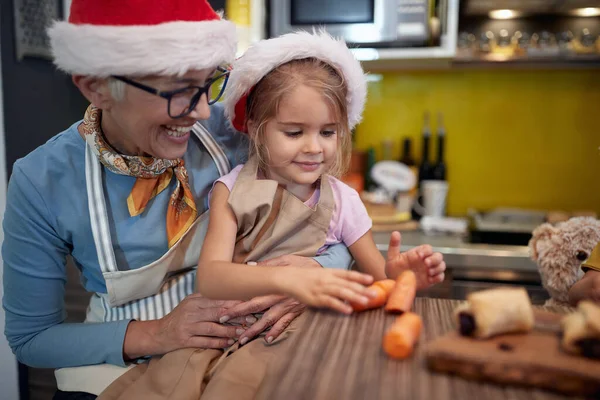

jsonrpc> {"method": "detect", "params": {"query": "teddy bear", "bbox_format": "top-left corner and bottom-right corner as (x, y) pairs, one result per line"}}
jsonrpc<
(529, 217), (600, 307)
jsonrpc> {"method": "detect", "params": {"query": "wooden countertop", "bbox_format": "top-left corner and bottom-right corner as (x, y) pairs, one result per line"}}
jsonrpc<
(257, 298), (577, 400)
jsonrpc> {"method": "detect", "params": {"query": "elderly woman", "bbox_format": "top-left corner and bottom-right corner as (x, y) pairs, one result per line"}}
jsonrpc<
(1, 1), (351, 398)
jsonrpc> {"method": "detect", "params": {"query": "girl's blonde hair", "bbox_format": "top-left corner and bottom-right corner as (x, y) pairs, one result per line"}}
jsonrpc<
(245, 58), (351, 178)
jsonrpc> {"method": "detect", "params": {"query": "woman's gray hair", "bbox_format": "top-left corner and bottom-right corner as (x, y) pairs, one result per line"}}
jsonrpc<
(108, 78), (126, 101)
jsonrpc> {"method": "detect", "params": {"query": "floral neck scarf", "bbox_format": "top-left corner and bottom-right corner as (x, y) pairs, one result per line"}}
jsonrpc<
(81, 105), (196, 248)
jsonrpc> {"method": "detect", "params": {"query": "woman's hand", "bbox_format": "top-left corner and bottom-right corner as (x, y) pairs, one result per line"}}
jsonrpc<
(568, 270), (600, 306)
(219, 294), (306, 345)
(385, 231), (446, 289)
(123, 294), (254, 359)
(214, 252), (322, 346)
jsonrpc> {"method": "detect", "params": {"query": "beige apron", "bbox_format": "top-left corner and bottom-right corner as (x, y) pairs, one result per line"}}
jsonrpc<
(55, 123), (231, 395)
(98, 156), (336, 400)
(231, 156), (335, 263)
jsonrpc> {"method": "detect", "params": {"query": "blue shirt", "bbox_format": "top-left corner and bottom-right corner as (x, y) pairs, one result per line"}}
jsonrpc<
(2, 104), (351, 368)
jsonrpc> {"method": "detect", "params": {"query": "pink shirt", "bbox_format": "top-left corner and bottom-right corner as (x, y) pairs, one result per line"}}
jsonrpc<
(211, 164), (372, 253)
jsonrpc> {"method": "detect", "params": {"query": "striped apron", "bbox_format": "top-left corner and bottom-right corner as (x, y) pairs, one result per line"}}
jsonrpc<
(55, 122), (231, 395)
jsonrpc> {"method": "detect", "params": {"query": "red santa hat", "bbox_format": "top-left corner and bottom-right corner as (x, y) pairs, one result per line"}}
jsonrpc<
(47, 0), (236, 77)
(223, 31), (367, 133)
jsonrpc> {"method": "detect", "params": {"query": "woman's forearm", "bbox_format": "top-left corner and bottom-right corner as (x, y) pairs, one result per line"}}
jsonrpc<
(122, 319), (164, 360)
(5, 319), (132, 368)
(313, 243), (353, 269)
(197, 261), (285, 300)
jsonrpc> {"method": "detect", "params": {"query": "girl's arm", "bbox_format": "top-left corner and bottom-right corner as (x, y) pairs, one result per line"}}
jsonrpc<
(333, 183), (445, 289)
(196, 182), (375, 313)
(347, 231), (387, 281)
(196, 181), (277, 298)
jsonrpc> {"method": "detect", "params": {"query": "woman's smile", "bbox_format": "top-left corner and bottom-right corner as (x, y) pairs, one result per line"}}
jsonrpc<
(163, 124), (193, 144)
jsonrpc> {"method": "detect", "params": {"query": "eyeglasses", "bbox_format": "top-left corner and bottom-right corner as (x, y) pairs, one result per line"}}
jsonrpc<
(112, 66), (230, 119)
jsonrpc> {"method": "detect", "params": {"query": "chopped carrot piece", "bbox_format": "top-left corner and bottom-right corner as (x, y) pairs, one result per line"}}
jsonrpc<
(351, 279), (396, 312)
(383, 312), (423, 359)
(373, 279), (396, 294)
(385, 270), (417, 314)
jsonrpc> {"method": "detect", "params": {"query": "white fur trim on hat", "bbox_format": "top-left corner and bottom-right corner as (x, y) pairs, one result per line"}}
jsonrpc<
(48, 20), (237, 77)
(223, 30), (367, 131)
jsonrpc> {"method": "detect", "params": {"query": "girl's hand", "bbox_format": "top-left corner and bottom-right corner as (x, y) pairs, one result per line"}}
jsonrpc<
(276, 267), (376, 314)
(384, 231), (446, 289)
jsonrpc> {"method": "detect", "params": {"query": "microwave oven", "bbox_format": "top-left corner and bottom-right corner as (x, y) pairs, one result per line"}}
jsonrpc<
(269, 0), (431, 47)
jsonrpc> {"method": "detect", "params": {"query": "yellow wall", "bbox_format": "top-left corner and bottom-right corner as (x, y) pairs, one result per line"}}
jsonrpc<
(354, 69), (600, 216)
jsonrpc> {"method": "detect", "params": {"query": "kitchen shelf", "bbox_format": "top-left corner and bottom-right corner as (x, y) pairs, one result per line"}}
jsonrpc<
(357, 52), (600, 71)
(453, 53), (600, 69)
(355, 48), (455, 72)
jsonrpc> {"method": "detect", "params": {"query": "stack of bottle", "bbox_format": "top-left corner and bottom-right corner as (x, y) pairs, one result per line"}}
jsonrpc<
(404, 112), (448, 219)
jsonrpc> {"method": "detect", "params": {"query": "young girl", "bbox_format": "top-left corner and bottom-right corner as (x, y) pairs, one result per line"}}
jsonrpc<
(197, 31), (445, 315)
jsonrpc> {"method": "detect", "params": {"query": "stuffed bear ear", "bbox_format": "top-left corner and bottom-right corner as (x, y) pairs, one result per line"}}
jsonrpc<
(529, 223), (558, 261)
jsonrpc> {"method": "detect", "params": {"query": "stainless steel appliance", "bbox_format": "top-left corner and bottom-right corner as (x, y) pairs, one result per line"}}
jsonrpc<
(269, 0), (432, 46)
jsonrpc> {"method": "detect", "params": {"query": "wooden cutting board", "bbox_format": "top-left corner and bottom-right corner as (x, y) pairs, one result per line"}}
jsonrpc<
(425, 313), (600, 397)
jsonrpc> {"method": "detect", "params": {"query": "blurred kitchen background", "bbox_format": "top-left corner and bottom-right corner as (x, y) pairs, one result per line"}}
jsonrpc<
(0, 0), (599, 399)
(218, 0), (600, 303)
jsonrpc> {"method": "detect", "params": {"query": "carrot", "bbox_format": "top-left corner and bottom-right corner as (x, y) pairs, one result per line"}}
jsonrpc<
(385, 270), (417, 314)
(350, 279), (396, 312)
(373, 279), (396, 294)
(383, 312), (423, 359)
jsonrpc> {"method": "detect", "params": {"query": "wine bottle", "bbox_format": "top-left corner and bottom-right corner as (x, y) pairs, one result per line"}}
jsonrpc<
(399, 138), (416, 168)
(364, 147), (378, 191)
(417, 112), (432, 186)
(432, 112), (447, 181)
(411, 113), (433, 221)
(400, 137), (418, 206)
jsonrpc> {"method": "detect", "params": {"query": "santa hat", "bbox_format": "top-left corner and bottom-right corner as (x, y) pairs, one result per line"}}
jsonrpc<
(223, 31), (367, 133)
(47, 0), (236, 77)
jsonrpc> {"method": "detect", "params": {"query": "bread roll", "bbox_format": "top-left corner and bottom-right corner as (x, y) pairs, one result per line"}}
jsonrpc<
(561, 301), (600, 359)
(455, 287), (534, 339)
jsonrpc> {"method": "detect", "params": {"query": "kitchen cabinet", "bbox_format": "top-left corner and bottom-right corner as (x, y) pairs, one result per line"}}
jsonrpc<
(452, 0), (600, 70)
